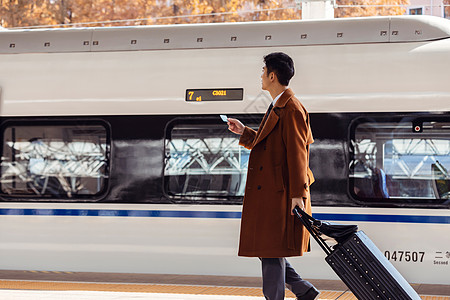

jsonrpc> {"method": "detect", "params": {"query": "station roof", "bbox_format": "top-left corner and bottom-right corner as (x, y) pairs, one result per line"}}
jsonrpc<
(1, 16), (450, 54)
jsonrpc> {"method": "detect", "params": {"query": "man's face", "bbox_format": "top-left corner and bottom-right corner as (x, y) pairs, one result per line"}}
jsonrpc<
(261, 66), (271, 91)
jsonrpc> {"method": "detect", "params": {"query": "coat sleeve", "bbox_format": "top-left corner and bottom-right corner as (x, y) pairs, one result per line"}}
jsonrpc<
(282, 108), (310, 199)
(238, 126), (257, 150)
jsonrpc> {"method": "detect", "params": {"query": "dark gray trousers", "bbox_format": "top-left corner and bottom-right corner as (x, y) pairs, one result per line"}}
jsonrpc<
(260, 258), (314, 300)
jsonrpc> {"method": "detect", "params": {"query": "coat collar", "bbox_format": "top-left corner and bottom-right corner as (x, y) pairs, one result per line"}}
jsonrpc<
(252, 88), (294, 147)
(274, 88), (294, 108)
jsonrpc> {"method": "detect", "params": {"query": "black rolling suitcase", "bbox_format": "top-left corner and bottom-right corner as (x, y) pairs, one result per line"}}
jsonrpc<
(293, 207), (421, 300)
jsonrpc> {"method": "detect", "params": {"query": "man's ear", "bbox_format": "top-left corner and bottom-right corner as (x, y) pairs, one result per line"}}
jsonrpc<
(270, 72), (276, 82)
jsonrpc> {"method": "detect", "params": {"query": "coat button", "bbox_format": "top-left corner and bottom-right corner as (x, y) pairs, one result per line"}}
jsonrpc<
(259, 166), (263, 171)
(257, 185), (261, 190)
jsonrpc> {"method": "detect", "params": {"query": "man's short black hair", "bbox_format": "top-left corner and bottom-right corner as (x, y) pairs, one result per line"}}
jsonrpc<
(263, 52), (295, 86)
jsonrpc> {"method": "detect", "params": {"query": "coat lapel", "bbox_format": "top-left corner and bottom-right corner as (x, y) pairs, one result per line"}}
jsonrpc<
(253, 111), (279, 147)
(252, 89), (294, 147)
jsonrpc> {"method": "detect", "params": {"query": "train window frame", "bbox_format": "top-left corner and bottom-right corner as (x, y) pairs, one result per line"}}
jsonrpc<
(163, 115), (260, 204)
(348, 115), (450, 207)
(0, 118), (111, 202)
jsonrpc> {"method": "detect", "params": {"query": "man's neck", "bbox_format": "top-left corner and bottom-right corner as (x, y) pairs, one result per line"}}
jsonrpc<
(268, 85), (288, 100)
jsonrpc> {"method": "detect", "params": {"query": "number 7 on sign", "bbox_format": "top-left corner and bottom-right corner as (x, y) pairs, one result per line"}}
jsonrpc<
(188, 91), (194, 100)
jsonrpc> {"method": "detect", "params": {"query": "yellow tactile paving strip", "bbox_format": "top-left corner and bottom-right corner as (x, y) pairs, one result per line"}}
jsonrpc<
(0, 280), (448, 300)
(27, 270), (74, 274)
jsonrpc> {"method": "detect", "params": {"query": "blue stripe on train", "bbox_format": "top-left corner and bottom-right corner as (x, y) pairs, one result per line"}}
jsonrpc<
(0, 209), (241, 219)
(0, 209), (449, 224)
(313, 213), (450, 224)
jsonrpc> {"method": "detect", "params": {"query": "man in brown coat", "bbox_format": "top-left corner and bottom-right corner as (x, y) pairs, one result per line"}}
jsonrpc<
(227, 52), (319, 300)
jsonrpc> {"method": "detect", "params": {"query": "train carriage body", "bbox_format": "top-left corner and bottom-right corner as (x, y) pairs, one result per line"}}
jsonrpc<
(0, 16), (449, 286)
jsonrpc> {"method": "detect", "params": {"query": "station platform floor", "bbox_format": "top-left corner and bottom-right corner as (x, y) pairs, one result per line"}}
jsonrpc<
(0, 270), (448, 300)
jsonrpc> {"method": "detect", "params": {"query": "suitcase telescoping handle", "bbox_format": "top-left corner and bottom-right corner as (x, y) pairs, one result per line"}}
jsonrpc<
(293, 206), (333, 255)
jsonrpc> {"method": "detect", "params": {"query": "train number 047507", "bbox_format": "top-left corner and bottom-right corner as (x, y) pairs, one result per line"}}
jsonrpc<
(384, 251), (425, 262)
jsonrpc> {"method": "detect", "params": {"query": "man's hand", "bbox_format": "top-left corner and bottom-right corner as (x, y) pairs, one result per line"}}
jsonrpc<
(291, 197), (306, 215)
(227, 118), (245, 135)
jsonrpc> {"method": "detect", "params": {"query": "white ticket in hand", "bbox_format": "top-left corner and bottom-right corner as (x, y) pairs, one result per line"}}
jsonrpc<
(220, 115), (228, 122)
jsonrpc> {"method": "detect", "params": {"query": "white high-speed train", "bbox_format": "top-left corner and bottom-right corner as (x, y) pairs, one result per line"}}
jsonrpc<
(0, 16), (449, 286)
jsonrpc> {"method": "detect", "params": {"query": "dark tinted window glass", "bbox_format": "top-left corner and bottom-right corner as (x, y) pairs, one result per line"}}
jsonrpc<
(1, 123), (109, 199)
(165, 123), (252, 200)
(350, 120), (450, 204)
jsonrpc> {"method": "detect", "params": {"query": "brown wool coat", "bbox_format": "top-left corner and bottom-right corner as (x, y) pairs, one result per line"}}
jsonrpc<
(238, 88), (314, 258)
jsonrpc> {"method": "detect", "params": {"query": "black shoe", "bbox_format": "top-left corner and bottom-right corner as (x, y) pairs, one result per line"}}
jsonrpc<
(297, 287), (320, 300)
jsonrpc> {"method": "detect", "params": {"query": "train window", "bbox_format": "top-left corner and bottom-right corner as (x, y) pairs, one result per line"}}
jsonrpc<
(0, 121), (110, 200)
(164, 119), (256, 201)
(350, 119), (450, 205)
